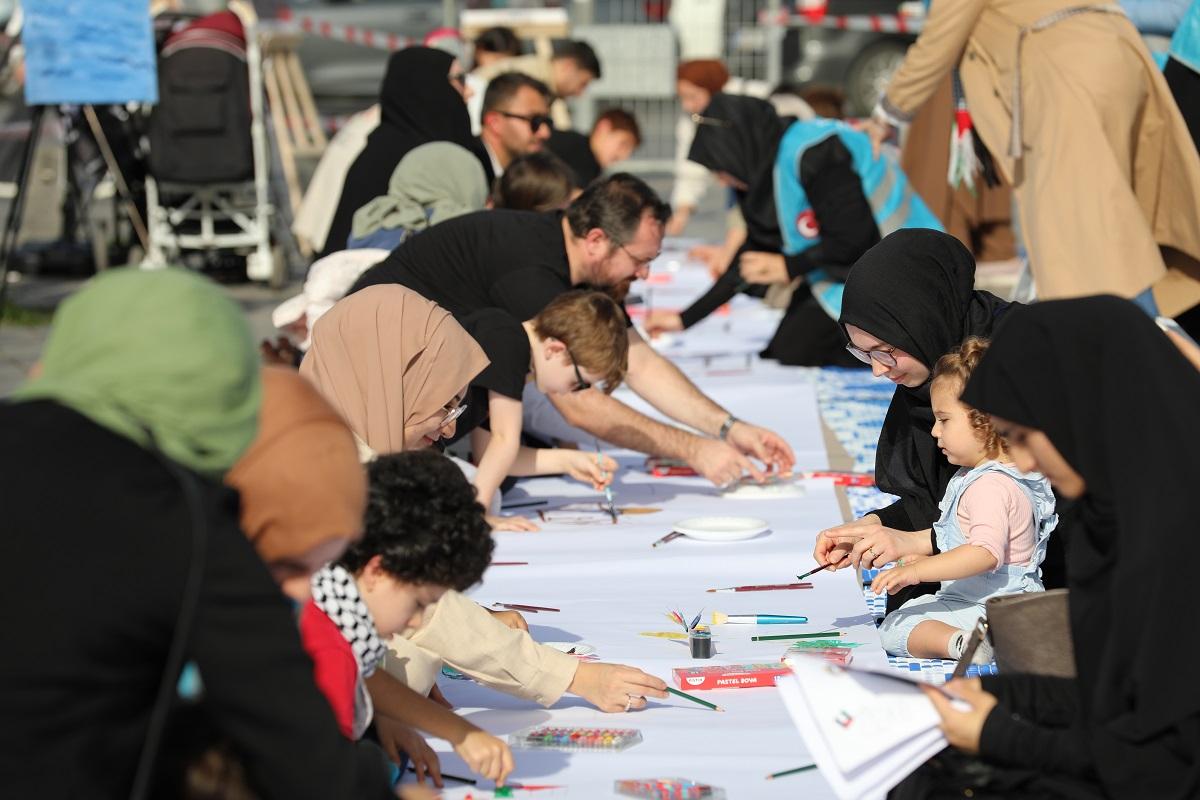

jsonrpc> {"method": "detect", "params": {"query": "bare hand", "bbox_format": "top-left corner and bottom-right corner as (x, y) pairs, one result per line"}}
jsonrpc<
(688, 436), (764, 486)
(487, 607), (529, 632)
(375, 716), (443, 787)
(486, 513), (540, 532)
(871, 563), (923, 595)
(920, 679), (998, 755)
(568, 661), (670, 712)
(739, 251), (789, 285)
(687, 244), (729, 279)
(396, 784), (438, 800)
(644, 310), (684, 337)
(725, 421), (796, 475)
(558, 449), (617, 490)
(813, 516), (930, 570)
(861, 117), (894, 159)
(452, 729), (515, 786)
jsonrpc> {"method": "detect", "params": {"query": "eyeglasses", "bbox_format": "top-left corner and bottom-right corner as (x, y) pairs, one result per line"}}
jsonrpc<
(495, 110), (553, 134)
(438, 394), (469, 428)
(619, 243), (661, 270)
(845, 343), (898, 368)
(568, 350), (591, 392)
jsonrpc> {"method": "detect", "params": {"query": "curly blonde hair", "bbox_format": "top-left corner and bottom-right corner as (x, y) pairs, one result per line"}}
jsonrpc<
(932, 337), (1007, 459)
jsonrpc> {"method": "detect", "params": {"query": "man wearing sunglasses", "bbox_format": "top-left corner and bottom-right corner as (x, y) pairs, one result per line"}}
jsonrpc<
(351, 174), (795, 488)
(478, 73), (554, 181)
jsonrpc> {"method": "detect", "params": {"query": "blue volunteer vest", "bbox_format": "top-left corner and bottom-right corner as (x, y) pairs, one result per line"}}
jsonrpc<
(772, 119), (943, 319)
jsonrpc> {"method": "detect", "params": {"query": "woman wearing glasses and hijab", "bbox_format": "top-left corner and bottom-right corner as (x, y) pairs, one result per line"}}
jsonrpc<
(643, 93), (942, 367)
(811, 229), (1019, 612)
(300, 284), (625, 530)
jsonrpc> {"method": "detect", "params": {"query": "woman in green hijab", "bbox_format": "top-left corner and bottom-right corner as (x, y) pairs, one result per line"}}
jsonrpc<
(0, 267), (395, 799)
(347, 141), (489, 251)
(11, 267), (260, 476)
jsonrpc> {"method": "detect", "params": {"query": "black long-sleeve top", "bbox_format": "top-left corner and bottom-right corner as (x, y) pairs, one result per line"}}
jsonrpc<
(0, 401), (393, 800)
(978, 674), (1095, 780)
(679, 135), (881, 328)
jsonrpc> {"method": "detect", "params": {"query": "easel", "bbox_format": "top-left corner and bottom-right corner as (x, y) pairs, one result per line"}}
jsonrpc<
(0, 104), (45, 327)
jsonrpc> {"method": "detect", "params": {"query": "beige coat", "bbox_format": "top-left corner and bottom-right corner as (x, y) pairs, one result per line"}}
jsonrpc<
(882, 0), (1200, 315)
(383, 590), (578, 706)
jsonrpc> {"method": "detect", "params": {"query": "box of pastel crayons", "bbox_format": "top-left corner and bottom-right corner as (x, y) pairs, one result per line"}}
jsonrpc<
(672, 663), (792, 690)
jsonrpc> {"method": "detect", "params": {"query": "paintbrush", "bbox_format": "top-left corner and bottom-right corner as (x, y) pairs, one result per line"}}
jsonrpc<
(689, 609), (704, 630)
(406, 766), (476, 785)
(706, 582), (813, 593)
(651, 531), (683, 548)
(594, 439), (618, 524)
(796, 551), (850, 581)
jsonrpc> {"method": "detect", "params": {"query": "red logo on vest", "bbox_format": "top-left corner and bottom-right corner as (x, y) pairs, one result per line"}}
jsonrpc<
(795, 210), (820, 239)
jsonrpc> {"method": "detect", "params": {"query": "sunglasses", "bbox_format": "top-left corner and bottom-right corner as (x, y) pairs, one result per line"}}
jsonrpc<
(496, 110), (553, 133)
(568, 350), (591, 392)
(845, 343), (898, 368)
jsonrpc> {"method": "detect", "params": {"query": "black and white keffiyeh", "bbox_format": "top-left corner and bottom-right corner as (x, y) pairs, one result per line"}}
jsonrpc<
(311, 565), (388, 676)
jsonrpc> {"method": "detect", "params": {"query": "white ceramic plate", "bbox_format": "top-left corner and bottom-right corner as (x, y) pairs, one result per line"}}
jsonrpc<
(543, 642), (595, 656)
(672, 516), (770, 542)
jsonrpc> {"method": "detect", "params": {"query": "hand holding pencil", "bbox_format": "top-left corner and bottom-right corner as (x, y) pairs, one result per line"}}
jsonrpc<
(569, 662), (668, 713)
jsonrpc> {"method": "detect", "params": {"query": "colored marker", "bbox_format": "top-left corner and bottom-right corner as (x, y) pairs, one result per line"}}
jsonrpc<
(751, 631), (843, 641)
(666, 686), (724, 712)
(713, 612), (808, 625)
(766, 763), (818, 780)
(706, 582), (813, 593)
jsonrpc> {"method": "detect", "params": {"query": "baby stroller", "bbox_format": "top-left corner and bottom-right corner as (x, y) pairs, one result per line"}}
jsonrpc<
(143, 2), (281, 284)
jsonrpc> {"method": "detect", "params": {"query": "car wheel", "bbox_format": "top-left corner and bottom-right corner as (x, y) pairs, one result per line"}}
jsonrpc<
(845, 40), (910, 116)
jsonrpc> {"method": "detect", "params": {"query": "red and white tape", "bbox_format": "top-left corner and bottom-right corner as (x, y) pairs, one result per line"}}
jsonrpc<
(758, 10), (925, 34)
(276, 7), (416, 51)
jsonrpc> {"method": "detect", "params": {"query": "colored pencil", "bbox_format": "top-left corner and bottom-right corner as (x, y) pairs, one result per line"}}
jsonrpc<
(639, 631), (688, 640)
(766, 764), (818, 780)
(406, 766), (476, 785)
(666, 686), (724, 712)
(500, 499), (548, 510)
(706, 582), (813, 593)
(489, 561), (528, 566)
(492, 602), (560, 613)
(751, 631), (842, 641)
(651, 531), (683, 548)
(795, 562), (834, 581)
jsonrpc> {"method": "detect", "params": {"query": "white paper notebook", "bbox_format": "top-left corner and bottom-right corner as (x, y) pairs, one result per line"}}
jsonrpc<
(777, 657), (949, 800)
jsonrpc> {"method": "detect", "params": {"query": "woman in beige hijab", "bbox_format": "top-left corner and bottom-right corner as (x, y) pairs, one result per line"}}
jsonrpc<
(300, 284), (489, 460)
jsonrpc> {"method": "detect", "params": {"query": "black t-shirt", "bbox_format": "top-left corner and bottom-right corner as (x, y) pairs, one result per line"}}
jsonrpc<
(350, 210), (573, 322)
(451, 308), (531, 442)
(546, 130), (601, 188)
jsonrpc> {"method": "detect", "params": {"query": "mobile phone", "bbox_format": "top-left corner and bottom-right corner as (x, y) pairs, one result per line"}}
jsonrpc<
(952, 619), (989, 679)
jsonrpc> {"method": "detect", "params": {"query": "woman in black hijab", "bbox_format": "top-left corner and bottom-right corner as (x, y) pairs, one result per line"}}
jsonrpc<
(812, 229), (1011, 609)
(319, 47), (476, 259)
(892, 296), (1200, 799)
(644, 93), (878, 366)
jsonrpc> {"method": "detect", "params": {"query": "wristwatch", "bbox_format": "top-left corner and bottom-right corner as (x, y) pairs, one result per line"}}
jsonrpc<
(718, 414), (739, 441)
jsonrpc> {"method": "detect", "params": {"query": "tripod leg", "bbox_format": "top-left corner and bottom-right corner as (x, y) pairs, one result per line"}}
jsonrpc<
(0, 104), (48, 319)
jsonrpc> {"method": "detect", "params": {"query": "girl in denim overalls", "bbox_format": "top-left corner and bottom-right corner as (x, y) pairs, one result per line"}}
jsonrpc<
(874, 338), (1057, 661)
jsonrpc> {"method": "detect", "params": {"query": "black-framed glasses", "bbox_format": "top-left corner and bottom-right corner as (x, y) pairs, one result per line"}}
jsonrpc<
(568, 350), (591, 392)
(496, 110), (553, 133)
(845, 343), (898, 368)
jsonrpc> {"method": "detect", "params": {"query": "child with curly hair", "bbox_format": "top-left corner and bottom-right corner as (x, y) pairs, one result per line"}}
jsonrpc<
(873, 337), (1057, 661)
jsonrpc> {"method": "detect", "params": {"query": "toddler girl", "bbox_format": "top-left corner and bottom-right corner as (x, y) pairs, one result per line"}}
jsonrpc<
(874, 337), (1057, 661)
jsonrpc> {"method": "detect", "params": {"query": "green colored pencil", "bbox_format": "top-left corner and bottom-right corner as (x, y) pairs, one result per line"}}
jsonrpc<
(751, 630), (842, 641)
(766, 763), (818, 780)
(666, 685), (724, 712)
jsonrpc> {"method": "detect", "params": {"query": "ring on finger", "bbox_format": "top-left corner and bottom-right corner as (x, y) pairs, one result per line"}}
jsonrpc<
(624, 694), (633, 712)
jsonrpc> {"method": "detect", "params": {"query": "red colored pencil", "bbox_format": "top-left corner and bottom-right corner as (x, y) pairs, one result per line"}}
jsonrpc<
(705, 582), (813, 593)
(493, 602), (560, 613)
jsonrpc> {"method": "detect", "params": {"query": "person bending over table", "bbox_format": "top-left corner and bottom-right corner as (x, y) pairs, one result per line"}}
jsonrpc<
(890, 296), (1200, 799)
(300, 284), (670, 719)
(350, 173), (796, 487)
(453, 290), (629, 531)
(643, 93), (942, 367)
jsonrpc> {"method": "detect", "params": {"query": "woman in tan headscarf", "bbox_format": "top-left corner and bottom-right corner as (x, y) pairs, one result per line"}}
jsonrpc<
(296, 287), (669, 725)
(226, 366), (367, 603)
(300, 284), (489, 461)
